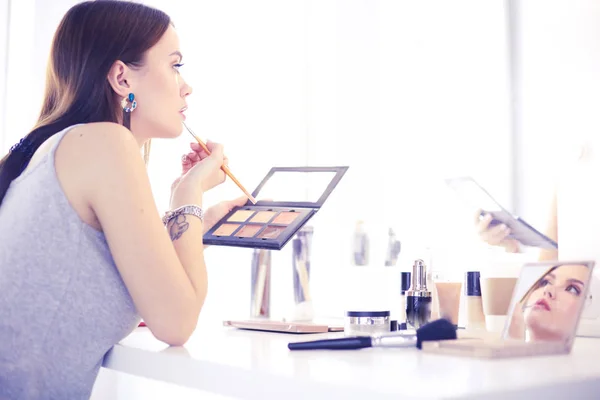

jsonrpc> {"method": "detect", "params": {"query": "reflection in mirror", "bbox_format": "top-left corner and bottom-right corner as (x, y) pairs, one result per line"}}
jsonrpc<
(255, 171), (337, 203)
(505, 263), (591, 343)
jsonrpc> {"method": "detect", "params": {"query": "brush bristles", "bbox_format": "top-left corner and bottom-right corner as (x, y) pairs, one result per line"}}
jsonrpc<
(416, 318), (457, 349)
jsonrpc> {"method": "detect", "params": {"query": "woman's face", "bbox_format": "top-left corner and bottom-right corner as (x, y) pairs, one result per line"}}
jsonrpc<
(129, 25), (192, 140)
(524, 264), (589, 341)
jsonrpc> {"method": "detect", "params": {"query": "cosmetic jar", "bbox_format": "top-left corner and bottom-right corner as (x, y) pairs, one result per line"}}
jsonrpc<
(345, 311), (391, 336)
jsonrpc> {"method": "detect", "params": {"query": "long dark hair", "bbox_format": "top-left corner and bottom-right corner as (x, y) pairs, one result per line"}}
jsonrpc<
(0, 0), (170, 206)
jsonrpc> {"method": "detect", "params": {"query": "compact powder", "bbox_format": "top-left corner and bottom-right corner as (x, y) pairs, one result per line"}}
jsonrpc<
(202, 166), (348, 250)
(257, 226), (286, 239)
(235, 224), (262, 238)
(272, 211), (300, 225)
(250, 211), (277, 223)
(213, 223), (240, 236)
(227, 210), (255, 223)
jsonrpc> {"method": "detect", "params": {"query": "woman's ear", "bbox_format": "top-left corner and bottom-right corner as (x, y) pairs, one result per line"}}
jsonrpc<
(107, 60), (131, 98)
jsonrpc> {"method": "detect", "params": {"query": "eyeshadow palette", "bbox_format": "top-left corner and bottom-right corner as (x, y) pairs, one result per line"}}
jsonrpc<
(203, 166), (348, 250)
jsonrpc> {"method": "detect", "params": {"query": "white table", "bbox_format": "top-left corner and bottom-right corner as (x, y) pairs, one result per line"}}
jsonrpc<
(103, 325), (600, 400)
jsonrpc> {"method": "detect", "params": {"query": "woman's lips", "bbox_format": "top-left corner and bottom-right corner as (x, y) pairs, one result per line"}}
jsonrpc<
(534, 298), (551, 311)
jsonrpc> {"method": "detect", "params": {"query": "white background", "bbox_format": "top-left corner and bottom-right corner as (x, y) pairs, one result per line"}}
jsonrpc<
(514, 0), (600, 229)
(0, 0), (9, 152)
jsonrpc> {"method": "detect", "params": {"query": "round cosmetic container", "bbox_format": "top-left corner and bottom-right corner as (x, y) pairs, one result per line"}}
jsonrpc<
(345, 311), (391, 336)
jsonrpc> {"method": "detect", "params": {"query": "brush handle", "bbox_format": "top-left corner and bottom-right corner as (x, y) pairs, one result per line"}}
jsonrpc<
(222, 165), (257, 204)
(184, 124), (257, 204)
(288, 336), (372, 350)
(295, 261), (311, 302)
(195, 140), (257, 204)
(252, 252), (267, 317)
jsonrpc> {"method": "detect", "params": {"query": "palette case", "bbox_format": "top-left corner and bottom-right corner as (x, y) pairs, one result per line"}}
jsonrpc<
(223, 319), (344, 334)
(203, 166), (348, 250)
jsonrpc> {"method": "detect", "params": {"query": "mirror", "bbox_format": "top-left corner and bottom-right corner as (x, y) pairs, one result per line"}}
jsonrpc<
(445, 177), (503, 212)
(504, 262), (593, 343)
(255, 171), (338, 203)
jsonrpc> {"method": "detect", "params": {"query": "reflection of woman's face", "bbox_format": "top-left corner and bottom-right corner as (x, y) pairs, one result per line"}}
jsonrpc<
(524, 265), (588, 341)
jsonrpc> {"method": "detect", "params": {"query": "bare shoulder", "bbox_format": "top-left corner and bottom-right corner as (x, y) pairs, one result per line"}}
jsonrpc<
(60, 122), (143, 173)
(56, 122), (147, 208)
(65, 122), (139, 155)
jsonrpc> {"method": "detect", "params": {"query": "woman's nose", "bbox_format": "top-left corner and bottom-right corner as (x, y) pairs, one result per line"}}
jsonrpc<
(181, 80), (193, 98)
(544, 286), (555, 299)
(184, 84), (193, 97)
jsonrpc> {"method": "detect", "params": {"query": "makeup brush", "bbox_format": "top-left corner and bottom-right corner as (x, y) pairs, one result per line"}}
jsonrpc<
(293, 237), (312, 302)
(252, 250), (268, 317)
(288, 318), (457, 350)
(182, 121), (257, 204)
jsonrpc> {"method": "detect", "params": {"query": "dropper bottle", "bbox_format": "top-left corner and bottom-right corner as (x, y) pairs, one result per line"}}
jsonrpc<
(405, 259), (432, 329)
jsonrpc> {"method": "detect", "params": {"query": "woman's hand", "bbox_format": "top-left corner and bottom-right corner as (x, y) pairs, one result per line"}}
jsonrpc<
(170, 141), (227, 209)
(203, 196), (248, 233)
(475, 210), (520, 253)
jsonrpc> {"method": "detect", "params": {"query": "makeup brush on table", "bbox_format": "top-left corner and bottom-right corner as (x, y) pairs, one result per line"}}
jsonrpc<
(182, 121), (257, 204)
(288, 318), (457, 350)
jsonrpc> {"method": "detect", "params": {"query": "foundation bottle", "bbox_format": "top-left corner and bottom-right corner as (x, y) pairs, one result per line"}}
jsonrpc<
(464, 271), (485, 330)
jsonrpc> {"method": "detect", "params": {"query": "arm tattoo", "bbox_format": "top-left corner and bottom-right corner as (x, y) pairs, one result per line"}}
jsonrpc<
(168, 214), (190, 241)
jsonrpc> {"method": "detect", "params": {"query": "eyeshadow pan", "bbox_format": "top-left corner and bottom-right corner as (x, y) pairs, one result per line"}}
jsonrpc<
(213, 223), (240, 237)
(250, 211), (276, 223)
(272, 211), (300, 225)
(257, 225), (286, 240)
(235, 224), (262, 238)
(227, 210), (255, 222)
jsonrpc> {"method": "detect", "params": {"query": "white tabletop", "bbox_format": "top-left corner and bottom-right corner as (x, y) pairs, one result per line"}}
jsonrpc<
(103, 325), (600, 400)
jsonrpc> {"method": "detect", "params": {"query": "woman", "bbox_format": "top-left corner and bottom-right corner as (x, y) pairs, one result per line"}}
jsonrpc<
(0, 2), (245, 398)
(507, 264), (589, 342)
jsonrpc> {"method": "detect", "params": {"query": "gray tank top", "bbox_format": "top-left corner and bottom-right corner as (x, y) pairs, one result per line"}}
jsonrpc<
(0, 125), (140, 399)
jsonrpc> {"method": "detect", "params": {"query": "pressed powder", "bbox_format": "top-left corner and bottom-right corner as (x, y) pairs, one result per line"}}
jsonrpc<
(203, 166), (348, 250)
(345, 311), (391, 336)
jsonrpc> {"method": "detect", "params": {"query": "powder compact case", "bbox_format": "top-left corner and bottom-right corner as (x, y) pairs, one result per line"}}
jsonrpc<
(344, 311), (391, 336)
(203, 166), (348, 250)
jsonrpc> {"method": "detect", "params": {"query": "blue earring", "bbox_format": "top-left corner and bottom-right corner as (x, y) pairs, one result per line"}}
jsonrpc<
(122, 93), (137, 130)
(121, 93), (137, 112)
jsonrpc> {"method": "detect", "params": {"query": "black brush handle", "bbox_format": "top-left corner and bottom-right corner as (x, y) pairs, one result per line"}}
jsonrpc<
(288, 336), (372, 350)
